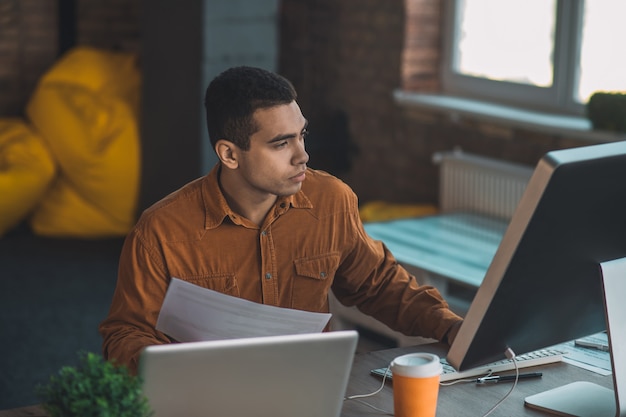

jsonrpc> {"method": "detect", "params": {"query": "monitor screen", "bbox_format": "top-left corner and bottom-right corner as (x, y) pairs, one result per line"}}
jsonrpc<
(447, 140), (626, 371)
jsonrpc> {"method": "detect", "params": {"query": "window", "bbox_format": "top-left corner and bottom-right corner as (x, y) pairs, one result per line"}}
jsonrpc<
(442, 0), (626, 116)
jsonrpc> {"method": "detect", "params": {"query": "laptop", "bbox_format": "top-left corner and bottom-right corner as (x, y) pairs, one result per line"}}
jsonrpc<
(139, 330), (359, 417)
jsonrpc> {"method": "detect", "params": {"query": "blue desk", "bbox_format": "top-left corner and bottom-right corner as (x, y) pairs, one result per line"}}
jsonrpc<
(334, 212), (509, 340)
(363, 212), (508, 289)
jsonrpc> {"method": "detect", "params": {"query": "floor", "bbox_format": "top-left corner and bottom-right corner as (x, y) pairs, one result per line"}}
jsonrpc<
(0, 226), (124, 410)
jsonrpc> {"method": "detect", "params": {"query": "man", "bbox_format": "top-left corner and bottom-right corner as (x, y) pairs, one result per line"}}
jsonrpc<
(99, 66), (462, 373)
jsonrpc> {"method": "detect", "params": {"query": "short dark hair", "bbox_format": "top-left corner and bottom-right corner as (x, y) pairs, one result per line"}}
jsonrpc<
(204, 66), (297, 151)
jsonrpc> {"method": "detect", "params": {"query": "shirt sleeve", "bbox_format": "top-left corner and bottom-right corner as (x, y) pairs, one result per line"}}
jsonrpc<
(98, 226), (172, 374)
(331, 197), (462, 342)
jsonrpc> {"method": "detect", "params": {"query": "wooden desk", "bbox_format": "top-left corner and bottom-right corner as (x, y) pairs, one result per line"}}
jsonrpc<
(341, 344), (614, 417)
(1, 344), (614, 417)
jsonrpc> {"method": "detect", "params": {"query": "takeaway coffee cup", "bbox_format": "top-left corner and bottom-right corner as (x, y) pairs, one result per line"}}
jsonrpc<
(390, 352), (442, 417)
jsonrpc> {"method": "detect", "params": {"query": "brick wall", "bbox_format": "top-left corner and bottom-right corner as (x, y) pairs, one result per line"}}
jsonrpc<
(75, 0), (140, 52)
(0, 0), (139, 117)
(1, 0), (599, 206)
(279, 0), (599, 205)
(279, 0), (407, 193)
(279, 0), (449, 203)
(402, 0), (442, 92)
(0, 0), (58, 116)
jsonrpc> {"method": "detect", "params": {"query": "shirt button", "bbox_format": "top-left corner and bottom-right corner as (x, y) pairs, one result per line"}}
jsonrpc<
(265, 272), (272, 279)
(280, 202), (286, 208)
(320, 272), (327, 278)
(261, 230), (267, 236)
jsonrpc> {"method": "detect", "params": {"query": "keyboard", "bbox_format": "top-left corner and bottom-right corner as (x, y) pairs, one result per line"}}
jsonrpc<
(371, 348), (565, 382)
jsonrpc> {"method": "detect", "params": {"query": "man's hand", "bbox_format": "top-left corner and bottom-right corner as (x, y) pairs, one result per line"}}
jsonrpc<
(445, 320), (463, 345)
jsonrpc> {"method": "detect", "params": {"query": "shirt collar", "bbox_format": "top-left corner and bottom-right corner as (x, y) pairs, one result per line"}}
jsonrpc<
(201, 164), (313, 229)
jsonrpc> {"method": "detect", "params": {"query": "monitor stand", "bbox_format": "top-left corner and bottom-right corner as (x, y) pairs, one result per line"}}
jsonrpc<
(525, 257), (626, 417)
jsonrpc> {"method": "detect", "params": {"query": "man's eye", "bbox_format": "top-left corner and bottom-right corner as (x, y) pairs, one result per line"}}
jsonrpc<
(302, 129), (309, 139)
(276, 141), (288, 148)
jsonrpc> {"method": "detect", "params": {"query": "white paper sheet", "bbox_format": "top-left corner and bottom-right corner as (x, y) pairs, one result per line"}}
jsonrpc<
(552, 332), (612, 376)
(156, 278), (332, 342)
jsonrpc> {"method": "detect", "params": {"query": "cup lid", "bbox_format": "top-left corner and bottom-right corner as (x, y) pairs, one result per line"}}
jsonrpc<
(390, 352), (442, 378)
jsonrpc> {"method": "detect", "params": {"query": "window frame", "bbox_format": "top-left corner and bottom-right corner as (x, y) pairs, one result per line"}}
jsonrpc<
(441, 0), (586, 116)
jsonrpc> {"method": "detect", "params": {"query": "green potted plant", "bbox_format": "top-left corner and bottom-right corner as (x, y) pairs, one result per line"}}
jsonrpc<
(36, 351), (152, 417)
(587, 91), (626, 133)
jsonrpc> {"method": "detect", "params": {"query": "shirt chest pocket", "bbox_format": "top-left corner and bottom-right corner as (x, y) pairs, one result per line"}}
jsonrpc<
(292, 253), (340, 310)
(184, 273), (240, 297)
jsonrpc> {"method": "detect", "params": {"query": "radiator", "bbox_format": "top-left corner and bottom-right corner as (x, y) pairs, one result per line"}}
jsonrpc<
(433, 149), (534, 220)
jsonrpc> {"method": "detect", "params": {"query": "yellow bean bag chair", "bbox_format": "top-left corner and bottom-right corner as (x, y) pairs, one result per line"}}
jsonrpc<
(26, 46), (141, 238)
(0, 118), (56, 237)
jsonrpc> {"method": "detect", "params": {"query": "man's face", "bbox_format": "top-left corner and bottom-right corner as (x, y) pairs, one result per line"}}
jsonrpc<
(236, 101), (309, 198)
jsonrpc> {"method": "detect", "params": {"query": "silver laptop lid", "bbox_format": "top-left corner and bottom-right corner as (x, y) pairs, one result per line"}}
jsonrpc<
(139, 330), (359, 417)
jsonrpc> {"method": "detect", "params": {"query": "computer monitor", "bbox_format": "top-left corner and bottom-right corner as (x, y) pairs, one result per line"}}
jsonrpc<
(446, 140), (626, 417)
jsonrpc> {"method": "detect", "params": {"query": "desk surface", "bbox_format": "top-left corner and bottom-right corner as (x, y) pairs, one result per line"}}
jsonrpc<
(342, 344), (614, 417)
(1, 344), (614, 417)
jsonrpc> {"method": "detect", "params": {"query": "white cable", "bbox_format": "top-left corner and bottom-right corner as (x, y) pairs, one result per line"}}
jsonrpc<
(344, 363), (394, 415)
(345, 364), (390, 400)
(481, 348), (520, 417)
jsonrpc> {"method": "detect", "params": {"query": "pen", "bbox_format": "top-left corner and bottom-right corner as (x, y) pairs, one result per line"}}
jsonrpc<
(574, 339), (610, 352)
(476, 372), (543, 384)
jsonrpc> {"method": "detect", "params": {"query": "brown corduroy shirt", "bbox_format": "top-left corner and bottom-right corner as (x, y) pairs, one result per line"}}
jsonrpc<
(99, 165), (462, 374)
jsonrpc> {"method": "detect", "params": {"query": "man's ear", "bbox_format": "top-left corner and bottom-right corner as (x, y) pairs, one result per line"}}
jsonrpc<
(215, 139), (239, 169)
